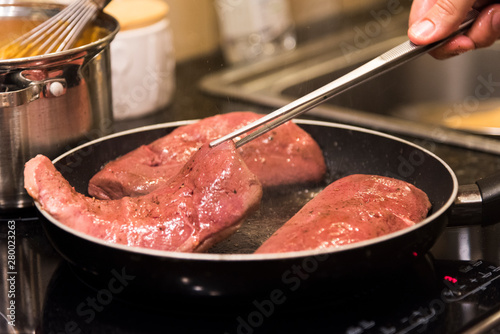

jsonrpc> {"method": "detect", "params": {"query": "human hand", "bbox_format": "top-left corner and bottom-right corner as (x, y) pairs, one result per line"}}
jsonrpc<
(408, 0), (500, 59)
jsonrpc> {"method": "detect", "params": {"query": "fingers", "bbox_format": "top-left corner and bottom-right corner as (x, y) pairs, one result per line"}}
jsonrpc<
(427, 35), (476, 59)
(429, 4), (500, 58)
(408, 0), (477, 45)
(408, 0), (500, 58)
(467, 4), (500, 48)
(409, 0), (437, 25)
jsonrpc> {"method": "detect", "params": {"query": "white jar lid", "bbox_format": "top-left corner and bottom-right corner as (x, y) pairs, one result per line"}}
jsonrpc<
(104, 0), (169, 31)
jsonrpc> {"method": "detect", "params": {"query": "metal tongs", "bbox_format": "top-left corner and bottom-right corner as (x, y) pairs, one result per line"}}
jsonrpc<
(210, 10), (479, 148)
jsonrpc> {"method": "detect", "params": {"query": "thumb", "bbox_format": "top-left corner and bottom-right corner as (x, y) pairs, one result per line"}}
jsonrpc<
(408, 0), (476, 45)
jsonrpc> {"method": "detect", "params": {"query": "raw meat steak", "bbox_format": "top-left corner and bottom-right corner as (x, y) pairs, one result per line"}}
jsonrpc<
(255, 174), (431, 254)
(88, 112), (326, 200)
(24, 142), (263, 252)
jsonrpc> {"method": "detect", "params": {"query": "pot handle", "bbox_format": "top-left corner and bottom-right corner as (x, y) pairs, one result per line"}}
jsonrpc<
(449, 171), (500, 226)
(0, 84), (41, 107)
(0, 72), (67, 107)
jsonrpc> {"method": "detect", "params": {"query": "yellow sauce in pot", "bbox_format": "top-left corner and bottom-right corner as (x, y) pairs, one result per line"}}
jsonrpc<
(0, 17), (108, 59)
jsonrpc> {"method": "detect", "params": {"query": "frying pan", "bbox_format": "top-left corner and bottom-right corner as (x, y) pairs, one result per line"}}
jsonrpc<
(37, 119), (500, 302)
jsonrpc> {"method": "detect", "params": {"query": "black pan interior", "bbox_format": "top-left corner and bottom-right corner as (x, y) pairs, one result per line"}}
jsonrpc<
(53, 121), (456, 255)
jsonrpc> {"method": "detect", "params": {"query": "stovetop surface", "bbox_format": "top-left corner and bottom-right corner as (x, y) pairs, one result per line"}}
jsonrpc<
(2, 210), (500, 334)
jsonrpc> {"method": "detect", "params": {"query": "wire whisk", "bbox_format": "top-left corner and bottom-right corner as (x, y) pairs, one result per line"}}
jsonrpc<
(0, 0), (111, 59)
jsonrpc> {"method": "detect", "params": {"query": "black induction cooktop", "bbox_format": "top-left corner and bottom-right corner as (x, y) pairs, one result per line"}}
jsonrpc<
(2, 210), (500, 334)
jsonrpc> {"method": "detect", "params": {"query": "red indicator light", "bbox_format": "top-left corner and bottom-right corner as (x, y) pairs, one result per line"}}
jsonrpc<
(412, 251), (418, 257)
(444, 276), (458, 283)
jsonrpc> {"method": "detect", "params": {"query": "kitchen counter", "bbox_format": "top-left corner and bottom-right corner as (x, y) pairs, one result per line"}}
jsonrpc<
(3, 50), (500, 334)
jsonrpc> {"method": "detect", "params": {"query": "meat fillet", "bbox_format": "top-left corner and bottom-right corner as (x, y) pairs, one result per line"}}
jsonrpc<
(88, 112), (326, 200)
(255, 174), (431, 254)
(24, 142), (263, 252)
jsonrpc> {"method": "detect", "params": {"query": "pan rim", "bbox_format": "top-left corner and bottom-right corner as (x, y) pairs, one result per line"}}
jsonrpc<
(39, 118), (459, 262)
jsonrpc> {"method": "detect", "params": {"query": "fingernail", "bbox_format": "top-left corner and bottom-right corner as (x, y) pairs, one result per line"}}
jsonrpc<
(409, 19), (436, 39)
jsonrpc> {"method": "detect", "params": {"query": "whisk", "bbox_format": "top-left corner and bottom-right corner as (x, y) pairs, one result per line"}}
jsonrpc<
(0, 0), (112, 59)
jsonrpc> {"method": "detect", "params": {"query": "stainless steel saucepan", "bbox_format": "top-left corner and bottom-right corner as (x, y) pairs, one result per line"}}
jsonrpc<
(0, 2), (119, 210)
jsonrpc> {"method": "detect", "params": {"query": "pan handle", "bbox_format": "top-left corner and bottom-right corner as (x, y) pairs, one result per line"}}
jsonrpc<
(476, 171), (500, 224)
(449, 171), (500, 226)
